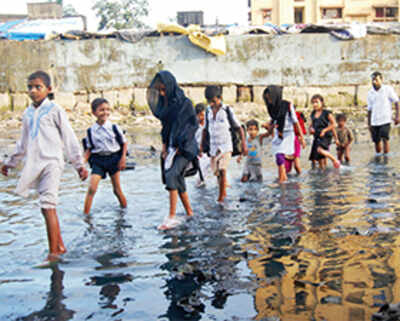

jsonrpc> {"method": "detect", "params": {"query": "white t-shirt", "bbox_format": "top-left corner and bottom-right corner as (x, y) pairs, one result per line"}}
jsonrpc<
(207, 105), (240, 157)
(367, 85), (399, 126)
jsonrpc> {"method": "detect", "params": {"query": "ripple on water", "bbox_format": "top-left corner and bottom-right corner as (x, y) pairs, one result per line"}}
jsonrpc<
(1, 140), (400, 320)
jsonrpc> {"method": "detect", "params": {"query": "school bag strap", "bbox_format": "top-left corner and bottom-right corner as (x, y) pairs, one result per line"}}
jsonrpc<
(225, 106), (240, 129)
(112, 124), (124, 148)
(87, 127), (95, 150)
(202, 108), (211, 155)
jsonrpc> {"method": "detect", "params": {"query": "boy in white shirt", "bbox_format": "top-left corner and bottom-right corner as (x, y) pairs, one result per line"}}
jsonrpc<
(1, 71), (88, 263)
(201, 86), (247, 205)
(367, 71), (400, 155)
(83, 98), (128, 214)
(194, 103), (211, 187)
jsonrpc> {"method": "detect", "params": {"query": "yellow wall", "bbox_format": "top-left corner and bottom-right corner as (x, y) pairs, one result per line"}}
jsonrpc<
(249, 0), (400, 25)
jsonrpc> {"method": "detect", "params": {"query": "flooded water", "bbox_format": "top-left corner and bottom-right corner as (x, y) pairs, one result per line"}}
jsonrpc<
(1, 136), (400, 321)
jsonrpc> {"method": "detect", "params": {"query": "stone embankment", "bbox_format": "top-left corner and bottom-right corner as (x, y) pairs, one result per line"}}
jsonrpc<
(0, 96), (371, 155)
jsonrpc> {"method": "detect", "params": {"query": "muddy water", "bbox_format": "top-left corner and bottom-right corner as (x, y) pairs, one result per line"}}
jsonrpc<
(0, 134), (400, 321)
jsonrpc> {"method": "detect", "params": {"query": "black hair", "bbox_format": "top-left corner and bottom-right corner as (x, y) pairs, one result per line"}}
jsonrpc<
(336, 113), (347, 122)
(91, 97), (109, 113)
(28, 70), (51, 87)
(205, 85), (222, 101)
(311, 94), (325, 107)
(371, 71), (382, 79)
(28, 70), (54, 100)
(195, 103), (206, 115)
(246, 119), (259, 129)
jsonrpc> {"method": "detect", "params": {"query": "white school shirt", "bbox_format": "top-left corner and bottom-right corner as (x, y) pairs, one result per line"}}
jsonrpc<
(4, 99), (84, 197)
(367, 85), (399, 126)
(206, 105), (240, 157)
(271, 103), (298, 156)
(195, 123), (204, 147)
(86, 121), (126, 154)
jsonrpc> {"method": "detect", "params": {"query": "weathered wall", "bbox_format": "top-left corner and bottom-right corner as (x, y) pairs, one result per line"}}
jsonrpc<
(1, 33), (400, 110)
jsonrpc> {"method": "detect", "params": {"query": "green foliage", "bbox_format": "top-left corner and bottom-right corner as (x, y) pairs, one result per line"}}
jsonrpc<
(92, 0), (149, 31)
(63, 4), (79, 17)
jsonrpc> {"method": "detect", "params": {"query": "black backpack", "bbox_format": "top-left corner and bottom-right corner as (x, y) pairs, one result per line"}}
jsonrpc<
(202, 106), (243, 157)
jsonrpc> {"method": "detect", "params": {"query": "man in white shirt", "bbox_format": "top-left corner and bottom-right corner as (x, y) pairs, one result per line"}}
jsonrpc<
(367, 71), (400, 155)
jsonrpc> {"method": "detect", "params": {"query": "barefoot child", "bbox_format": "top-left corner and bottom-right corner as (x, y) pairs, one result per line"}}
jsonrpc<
(335, 113), (354, 164)
(83, 98), (128, 214)
(201, 85), (247, 205)
(148, 71), (199, 230)
(1, 70), (88, 263)
(237, 119), (268, 182)
(285, 106), (307, 175)
(262, 85), (306, 183)
(194, 103), (211, 187)
(309, 94), (340, 170)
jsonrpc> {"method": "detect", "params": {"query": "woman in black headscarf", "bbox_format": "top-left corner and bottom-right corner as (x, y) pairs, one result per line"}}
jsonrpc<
(148, 71), (199, 230)
(262, 85), (305, 182)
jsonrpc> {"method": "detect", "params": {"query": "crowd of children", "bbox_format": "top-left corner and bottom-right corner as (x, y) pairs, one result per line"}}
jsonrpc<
(1, 69), (398, 264)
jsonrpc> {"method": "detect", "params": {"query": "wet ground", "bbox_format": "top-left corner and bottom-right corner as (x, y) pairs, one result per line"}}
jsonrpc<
(1, 136), (400, 321)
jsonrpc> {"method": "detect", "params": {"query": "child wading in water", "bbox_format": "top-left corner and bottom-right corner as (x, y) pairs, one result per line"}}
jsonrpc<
(194, 103), (212, 187)
(83, 98), (128, 214)
(237, 119), (268, 182)
(335, 113), (354, 164)
(309, 94), (340, 169)
(263, 85), (306, 183)
(148, 71), (199, 230)
(285, 106), (307, 175)
(201, 85), (247, 205)
(1, 71), (88, 263)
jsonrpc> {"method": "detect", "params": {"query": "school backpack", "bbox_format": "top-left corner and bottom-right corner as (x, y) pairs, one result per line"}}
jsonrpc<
(294, 111), (307, 136)
(202, 106), (243, 157)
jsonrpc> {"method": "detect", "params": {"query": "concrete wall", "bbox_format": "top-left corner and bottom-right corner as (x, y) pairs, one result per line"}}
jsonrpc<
(1, 33), (400, 110)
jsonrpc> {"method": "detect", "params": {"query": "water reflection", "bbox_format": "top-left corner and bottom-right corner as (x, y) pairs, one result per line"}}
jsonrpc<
(159, 201), (252, 320)
(159, 235), (205, 321)
(246, 155), (400, 321)
(17, 266), (74, 321)
(84, 209), (134, 318)
(3, 140), (400, 320)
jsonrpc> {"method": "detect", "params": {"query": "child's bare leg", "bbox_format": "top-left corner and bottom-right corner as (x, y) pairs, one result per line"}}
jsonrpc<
(41, 208), (66, 261)
(275, 154), (287, 182)
(317, 147), (340, 168)
(383, 139), (390, 154)
(375, 141), (382, 154)
(110, 171), (127, 209)
(217, 170), (227, 202)
(84, 174), (102, 215)
(344, 145), (351, 163)
(311, 160), (316, 169)
(318, 159), (325, 170)
(169, 190), (178, 218)
(179, 192), (193, 217)
(294, 158), (301, 175)
(337, 149), (343, 163)
(278, 164), (288, 183)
